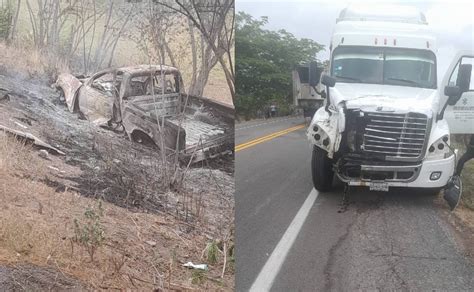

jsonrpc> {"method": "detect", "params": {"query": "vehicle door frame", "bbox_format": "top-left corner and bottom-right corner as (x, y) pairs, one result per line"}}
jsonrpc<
(442, 50), (474, 134)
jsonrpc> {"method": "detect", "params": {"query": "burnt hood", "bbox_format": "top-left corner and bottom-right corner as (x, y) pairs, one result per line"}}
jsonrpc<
(330, 83), (439, 117)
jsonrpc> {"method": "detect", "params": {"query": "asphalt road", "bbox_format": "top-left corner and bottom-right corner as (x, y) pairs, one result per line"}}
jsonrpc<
(235, 116), (474, 291)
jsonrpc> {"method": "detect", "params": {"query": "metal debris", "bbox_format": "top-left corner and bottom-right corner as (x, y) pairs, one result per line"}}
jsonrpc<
(183, 262), (208, 270)
(0, 124), (65, 155)
(443, 175), (462, 211)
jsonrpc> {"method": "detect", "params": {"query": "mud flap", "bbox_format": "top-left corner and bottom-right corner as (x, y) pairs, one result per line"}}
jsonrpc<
(443, 175), (462, 211)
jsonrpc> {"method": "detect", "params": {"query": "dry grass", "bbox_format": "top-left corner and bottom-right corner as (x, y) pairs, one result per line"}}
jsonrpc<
(203, 66), (233, 106)
(8, 0), (233, 105)
(0, 42), (69, 81)
(0, 135), (233, 290)
(461, 157), (474, 210)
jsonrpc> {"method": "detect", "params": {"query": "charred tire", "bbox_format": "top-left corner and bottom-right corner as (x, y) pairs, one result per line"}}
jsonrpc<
(131, 130), (157, 148)
(311, 146), (334, 192)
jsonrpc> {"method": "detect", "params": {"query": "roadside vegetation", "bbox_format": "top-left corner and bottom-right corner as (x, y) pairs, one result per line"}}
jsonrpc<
(452, 134), (474, 210)
(440, 134), (474, 247)
(462, 159), (474, 209)
(235, 12), (324, 120)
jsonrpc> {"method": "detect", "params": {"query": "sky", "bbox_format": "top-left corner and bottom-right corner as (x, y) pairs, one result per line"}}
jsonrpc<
(236, 0), (474, 82)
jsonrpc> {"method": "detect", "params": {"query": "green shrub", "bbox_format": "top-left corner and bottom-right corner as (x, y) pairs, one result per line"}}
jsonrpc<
(73, 201), (105, 261)
(207, 241), (219, 265)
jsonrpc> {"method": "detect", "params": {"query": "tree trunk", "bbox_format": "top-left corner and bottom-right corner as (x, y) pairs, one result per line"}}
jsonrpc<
(93, 0), (113, 71)
(7, 0), (21, 43)
(187, 18), (197, 94)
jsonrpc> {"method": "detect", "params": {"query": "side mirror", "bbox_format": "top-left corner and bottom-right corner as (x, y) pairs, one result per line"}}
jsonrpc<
(456, 63), (472, 93)
(444, 85), (461, 97)
(444, 85), (461, 105)
(309, 61), (322, 87)
(439, 63), (472, 120)
(321, 74), (336, 87)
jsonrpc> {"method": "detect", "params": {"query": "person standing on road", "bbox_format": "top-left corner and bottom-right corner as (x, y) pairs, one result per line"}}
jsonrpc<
(270, 104), (277, 117)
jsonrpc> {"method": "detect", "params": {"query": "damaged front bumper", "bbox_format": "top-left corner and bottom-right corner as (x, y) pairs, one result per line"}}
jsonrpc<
(336, 153), (455, 188)
(308, 103), (456, 190)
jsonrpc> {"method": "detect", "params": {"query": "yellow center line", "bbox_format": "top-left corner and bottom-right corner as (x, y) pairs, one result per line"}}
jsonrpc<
(235, 124), (306, 152)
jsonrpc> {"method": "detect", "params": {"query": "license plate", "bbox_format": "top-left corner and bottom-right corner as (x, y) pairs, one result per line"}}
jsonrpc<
(369, 182), (389, 192)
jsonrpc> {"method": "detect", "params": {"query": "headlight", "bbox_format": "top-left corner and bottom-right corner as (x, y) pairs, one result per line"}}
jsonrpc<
(427, 135), (452, 160)
(308, 124), (330, 149)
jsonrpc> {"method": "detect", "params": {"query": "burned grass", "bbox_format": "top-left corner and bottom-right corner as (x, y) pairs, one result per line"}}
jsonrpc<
(0, 264), (86, 291)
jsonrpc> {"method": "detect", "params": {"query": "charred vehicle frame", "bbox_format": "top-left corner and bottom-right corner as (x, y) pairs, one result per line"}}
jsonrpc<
(55, 65), (234, 162)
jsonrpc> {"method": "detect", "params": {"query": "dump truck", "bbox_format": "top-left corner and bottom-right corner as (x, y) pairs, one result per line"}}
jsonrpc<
(55, 65), (234, 162)
(307, 4), (474, 194)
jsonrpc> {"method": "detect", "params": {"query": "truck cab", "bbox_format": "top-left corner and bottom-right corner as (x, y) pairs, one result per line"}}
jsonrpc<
(307, 5), (473, 192)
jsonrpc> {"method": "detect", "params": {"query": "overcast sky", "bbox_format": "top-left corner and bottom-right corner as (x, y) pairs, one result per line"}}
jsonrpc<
(237, 0), (474, 82)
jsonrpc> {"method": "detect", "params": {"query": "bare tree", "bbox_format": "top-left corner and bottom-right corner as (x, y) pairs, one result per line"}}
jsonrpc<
(132, 2), (220, 97)
(6, 0), (20, 42)
(24, 0), (87, 52)
(22, 0), (135, 73)
(155, 0), (235, 100)
(93, 0), (135, 70)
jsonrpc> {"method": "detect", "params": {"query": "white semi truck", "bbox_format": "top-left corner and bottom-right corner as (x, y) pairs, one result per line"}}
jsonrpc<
(308, 5), (474, 193)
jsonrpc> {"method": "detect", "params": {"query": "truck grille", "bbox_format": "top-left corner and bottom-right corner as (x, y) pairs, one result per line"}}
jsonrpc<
(362, 112), (429, 160)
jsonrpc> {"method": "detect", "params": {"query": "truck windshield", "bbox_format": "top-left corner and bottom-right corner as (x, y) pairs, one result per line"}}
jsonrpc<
(331, 47), (436, 89)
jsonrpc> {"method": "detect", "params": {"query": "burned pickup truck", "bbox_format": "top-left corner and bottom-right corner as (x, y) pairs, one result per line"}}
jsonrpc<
(55, 65), (233, 161)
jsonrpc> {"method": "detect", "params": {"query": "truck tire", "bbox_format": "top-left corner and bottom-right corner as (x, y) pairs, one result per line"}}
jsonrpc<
(311, 146), (334, 192)
(131, 130), (157, 148)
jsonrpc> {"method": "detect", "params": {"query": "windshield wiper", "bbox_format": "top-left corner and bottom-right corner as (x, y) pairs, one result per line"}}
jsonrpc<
(335, 75), (361, 82)
(387, 77), (422, 87)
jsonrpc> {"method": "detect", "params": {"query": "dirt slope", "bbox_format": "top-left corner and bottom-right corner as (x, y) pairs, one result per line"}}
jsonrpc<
(0, 70), (234, 290)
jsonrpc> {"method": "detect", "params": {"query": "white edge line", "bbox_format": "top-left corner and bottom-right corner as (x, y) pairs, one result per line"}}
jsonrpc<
(249, 188), (319, 292)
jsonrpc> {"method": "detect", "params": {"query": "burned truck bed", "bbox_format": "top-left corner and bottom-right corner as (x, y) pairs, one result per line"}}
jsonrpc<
(171, 94), (234, 161)
(169, 118), (224, 149)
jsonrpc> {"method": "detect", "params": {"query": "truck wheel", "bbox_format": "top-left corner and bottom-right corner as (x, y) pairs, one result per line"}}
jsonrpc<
(131, 130), (157, 148)
(311, 146), (334, 192)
